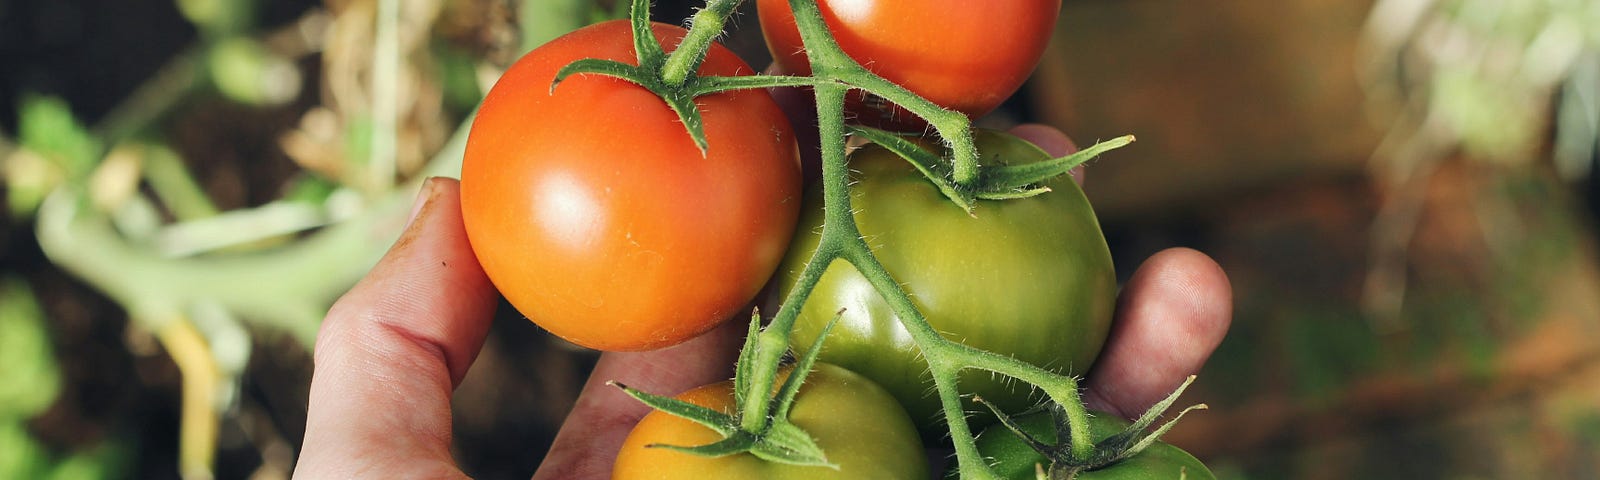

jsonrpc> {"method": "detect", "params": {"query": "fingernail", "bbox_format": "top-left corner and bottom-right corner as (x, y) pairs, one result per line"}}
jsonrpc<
(405, 177), (438, 230)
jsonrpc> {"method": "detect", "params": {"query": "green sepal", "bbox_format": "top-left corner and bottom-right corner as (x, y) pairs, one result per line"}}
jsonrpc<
(628, 0), (665, 69)
(661, 91), (711, 156)
(1086, 376), (1205, 467)
(733, 309), (762, 412)
(975, 186), (1052, 201)
(550, 59), (646, 93)
(975, 396), (1056, 457)
(612, 381), (737, 436)
(977, 135), (1134, 193)
(689, 75), (831, 96)
(647, 432), (756, 458)
(549, 58), (710, 155)
(749, 420), (836, 468)
(773, 310), (840, 419)
(848, 126), (974, 212)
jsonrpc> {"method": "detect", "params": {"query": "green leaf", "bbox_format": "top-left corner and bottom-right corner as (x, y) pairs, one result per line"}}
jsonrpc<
(0, 277), (62, 419)
(17, 94), (100, 180)
(0, 421), (48, 480)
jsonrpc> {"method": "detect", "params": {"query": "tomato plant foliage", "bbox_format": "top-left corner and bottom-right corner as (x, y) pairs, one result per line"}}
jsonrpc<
(460, 20), (802, 351)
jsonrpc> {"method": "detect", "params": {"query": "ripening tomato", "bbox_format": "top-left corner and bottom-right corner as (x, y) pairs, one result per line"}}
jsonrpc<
(773, 129), (1116, 434)
(959, 411), (1215, 480)
(461, 20), (802, 351)
(613, 363), (928, 479)
(757, 0), (1062, 129)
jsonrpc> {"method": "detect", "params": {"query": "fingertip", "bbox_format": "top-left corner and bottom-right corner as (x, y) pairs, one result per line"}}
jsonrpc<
(1084, 247), (1232, 418)
(1142, 247), (1233, 336)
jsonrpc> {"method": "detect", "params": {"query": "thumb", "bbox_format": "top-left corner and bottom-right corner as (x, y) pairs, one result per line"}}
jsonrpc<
(296, 178), (498, 478)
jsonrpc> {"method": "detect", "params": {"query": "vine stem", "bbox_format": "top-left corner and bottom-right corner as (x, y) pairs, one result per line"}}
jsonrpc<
(631, 0), (1105, 475)
(776, 0), (1097, 472)
(780, 0), (981, 193)
(661, 0), (745, 86)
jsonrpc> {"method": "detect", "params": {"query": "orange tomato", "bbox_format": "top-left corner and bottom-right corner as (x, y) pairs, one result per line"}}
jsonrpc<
(460, 20), (802, 351)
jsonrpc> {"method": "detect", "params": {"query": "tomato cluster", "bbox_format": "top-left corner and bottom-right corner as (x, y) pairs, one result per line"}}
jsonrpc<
(775, 129), (1115, 432)
(460, 1), (1206, 478)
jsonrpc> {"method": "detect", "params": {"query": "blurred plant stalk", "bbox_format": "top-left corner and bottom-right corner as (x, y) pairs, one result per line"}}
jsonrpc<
(0, 0), (593, 478)
(1359, 0), (1600, 329)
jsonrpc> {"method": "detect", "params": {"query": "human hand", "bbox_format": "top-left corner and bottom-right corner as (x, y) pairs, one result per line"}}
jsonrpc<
(293, 127), (1232, 479)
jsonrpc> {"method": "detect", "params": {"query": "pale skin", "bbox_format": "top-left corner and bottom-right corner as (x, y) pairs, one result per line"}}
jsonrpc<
(293, 124), (1233, 479)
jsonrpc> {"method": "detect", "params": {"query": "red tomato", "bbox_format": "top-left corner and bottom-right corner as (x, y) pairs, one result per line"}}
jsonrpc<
(460, 20), (802, 351)
(757, 0), (1062, 129)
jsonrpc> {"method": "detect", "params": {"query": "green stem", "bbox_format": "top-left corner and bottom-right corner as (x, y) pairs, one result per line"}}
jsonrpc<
(951, 343), (1095, 461)
(736, 83), (849, 429)
(368, 0), (401, 194)
(661, 0), (745, 86)
(782, 0), (980, 193)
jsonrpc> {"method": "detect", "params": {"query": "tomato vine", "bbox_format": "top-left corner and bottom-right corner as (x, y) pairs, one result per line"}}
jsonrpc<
(564, 0), (1200, 477)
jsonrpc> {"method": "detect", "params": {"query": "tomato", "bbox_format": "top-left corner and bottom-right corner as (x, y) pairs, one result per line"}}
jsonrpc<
(772, 129), (1116, 433)
(757, 0), (1062, 129)
(960, 411), (1214, 480)
(613, 363), (928, 479)
(461, 20), (802, 351)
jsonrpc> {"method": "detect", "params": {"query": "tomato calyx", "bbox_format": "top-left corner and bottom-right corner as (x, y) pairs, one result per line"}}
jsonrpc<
(850, 126), (1136, 212)
(612, 310), (844, 468)
(552, 0), (826, 155)
(975, 377), (1207, 479)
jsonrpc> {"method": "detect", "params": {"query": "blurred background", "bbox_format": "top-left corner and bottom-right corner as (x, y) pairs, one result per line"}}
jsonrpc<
(2, 0), (1598, 478)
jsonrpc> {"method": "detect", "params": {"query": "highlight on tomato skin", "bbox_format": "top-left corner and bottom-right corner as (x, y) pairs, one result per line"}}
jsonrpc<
(756, 0), (1062, 129)
(459, 20), (803, 352)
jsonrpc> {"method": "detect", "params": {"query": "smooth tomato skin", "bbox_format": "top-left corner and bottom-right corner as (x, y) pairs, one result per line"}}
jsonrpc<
(963, 412), (1215, 480)
(612, 363), (928, 479)
(774, 130), (1116, 433)
(461, 20), (801, 351)
(757, 0), (1061, 129)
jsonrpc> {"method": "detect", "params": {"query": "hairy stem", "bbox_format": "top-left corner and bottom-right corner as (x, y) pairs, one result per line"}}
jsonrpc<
(661, 0), (746, 86)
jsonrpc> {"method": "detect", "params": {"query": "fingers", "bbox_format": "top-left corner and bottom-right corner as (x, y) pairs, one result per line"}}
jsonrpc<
(533, 319), (745, 480)
(296, 178), (497, 478)
(1083, 248), (1232, 419)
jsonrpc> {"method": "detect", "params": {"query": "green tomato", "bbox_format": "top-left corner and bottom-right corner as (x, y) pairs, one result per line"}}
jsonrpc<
(613, 363), (928, 479)
(773, 129), (1117, 433)
(964, 412), (1214, 480)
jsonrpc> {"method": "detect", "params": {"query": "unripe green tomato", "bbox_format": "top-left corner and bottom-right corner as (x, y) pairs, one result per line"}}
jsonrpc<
(773, 129), (1117, 434)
